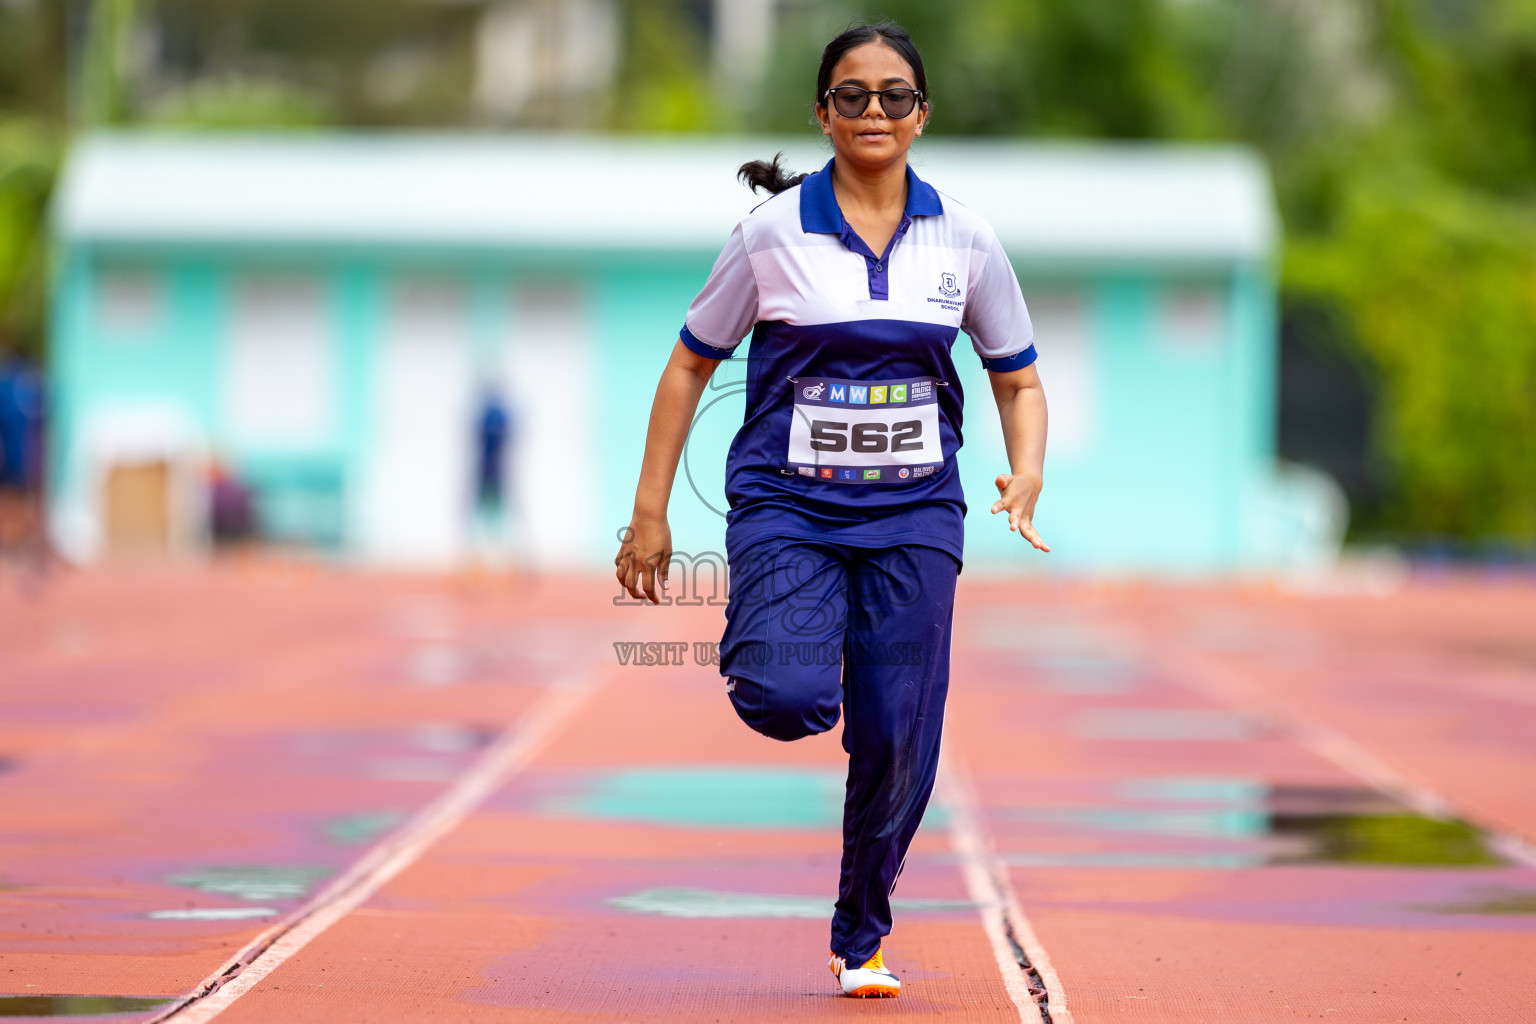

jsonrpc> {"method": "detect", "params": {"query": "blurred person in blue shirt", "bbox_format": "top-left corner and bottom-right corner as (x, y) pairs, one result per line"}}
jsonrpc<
(0, 358), (43, 494)
(0, 357), (47, 577)
(469, 386), (517, 572)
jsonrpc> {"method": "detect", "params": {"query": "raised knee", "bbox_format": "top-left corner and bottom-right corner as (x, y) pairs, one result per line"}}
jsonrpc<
(728, 676), (839, 742)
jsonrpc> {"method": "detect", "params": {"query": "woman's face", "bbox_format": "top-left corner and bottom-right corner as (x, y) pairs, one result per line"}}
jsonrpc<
(816, 41), (928, 171)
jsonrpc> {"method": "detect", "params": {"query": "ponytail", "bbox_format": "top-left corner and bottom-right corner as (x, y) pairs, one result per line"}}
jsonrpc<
(737, 152), (806, 195)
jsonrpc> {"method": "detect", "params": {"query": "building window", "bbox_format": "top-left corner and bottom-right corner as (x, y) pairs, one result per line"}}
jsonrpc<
(96, 269), (164, 339)
(1028, 292), (1096, 460)
(501, 281), (595, 567)
(1159, 286), (1226, 354)
(223, 275), (334, 449)
(358, 276), (476, 565)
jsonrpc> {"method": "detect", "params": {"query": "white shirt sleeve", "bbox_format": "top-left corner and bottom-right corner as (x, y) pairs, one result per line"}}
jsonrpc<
(962, 227), (1036, 370)
(681, 222), (759, 358)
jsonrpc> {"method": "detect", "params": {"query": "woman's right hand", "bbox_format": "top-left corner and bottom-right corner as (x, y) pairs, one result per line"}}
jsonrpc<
(613, 339), (717, 605)
(615, 511), (672, 604)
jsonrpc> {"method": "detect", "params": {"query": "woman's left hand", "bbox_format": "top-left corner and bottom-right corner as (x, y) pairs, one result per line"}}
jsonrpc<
(991, 473), (1050, 552)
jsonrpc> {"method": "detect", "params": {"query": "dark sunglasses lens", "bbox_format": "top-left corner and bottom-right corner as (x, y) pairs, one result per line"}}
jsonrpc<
(831, 89), (868, 118)
(882, 89), (917, 118)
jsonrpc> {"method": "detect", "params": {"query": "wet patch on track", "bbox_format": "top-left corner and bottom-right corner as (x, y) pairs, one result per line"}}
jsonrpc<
(0, 995), (173, 1018)
(992, 777), (1508, 868)
(320, 810), (406, 845)
(982, 772), (1536, 934)
(162, 865), (333, 902)
(1273, 810), (1500, 866)
(1417, 887), (1536, 915)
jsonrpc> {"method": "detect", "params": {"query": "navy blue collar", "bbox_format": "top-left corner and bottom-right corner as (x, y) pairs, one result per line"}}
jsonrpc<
(799, 157), (943, 234)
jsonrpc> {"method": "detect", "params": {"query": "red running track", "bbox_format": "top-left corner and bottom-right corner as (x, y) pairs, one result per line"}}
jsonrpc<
(1, 565), (1534, 1021)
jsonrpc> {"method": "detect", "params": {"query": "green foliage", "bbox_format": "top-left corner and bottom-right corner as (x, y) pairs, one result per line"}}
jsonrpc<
(1279, 3), (1536, 541)
(1287, 176), (1536, 539)
(0, 0), (64, 123)
(0, 0), (1531, 540)
(146, 0), (478, 127)
(609, 0), (718, 132)
(79, 0), (138, 125)
(142, 76), (334, 130)
(764, 0), (1203, 138)
(760, 0), (1536, 543)
(0, 117), (59, 360)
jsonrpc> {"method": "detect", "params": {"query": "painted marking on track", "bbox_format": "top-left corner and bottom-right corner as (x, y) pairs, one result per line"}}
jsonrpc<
(147, 673), (601, 1024)
(940, 750), (1073, 1024)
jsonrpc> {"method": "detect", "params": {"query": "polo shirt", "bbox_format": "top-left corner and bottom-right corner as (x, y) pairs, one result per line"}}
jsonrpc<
(680, 158), (1035, 563)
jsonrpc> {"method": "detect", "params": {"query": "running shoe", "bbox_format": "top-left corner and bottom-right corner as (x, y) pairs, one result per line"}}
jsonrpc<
(830, 948), (901, 998)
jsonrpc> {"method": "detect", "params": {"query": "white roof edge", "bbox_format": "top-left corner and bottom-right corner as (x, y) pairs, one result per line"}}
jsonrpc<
(54, 132), (1277, 262)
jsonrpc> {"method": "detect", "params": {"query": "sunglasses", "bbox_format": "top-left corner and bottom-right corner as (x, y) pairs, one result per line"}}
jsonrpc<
(823, 86), (924, 120)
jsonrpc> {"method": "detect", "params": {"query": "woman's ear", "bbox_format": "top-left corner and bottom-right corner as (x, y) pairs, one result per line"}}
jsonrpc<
(816, 103), (831, 135)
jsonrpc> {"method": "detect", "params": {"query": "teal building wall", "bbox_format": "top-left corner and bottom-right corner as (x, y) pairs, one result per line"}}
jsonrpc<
(50, 241), (1275, 574)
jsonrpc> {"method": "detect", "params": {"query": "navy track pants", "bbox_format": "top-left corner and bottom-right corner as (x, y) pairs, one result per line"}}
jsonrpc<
(719, 535), (958, 965)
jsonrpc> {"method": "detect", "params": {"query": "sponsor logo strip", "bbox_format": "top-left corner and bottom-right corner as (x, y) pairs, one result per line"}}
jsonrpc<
(793, 377), (938, 407)
(787, 462), (942, 484)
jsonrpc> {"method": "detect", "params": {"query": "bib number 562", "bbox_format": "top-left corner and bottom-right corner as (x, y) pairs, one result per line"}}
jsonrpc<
(809, 419), (923, 454)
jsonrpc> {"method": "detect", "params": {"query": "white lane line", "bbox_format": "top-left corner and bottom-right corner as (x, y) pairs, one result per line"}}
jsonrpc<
(151, 673), (601, 1024)
(940, 749), (1073, 1024)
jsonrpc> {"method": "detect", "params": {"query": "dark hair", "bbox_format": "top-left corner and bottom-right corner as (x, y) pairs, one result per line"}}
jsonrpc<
(737, 21), (928, 196)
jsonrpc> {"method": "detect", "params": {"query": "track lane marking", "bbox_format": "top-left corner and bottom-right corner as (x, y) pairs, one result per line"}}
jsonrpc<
(940, 748), (1073, 1024)
(148, 672), (601, 1023)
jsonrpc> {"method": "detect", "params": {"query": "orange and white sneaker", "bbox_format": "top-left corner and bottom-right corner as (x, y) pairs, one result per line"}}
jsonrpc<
(830, 948), (901, 998)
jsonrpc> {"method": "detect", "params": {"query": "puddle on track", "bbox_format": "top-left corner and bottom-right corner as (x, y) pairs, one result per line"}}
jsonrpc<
(1418, 887), (1536, 915)
(1272, 812), (1501, 866)
(163, 865), (333, 901)
(322, 810), (406, 845)
(998, 779), (1510, 868)
(0, 995), (173, 1018)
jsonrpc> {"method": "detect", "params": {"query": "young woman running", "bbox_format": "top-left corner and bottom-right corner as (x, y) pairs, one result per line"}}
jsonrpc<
(615, 21), (1048, 999)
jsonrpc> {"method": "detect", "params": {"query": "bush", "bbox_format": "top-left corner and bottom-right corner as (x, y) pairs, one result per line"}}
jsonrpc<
(1288, 175), (1536, 541)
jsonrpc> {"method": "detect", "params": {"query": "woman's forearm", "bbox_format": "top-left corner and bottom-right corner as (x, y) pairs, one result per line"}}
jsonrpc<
(990, 365), (1047, 481)
(633, 340), (720, 519)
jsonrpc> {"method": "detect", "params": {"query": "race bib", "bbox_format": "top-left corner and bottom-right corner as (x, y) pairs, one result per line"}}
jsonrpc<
(786, 376), (944, 484)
